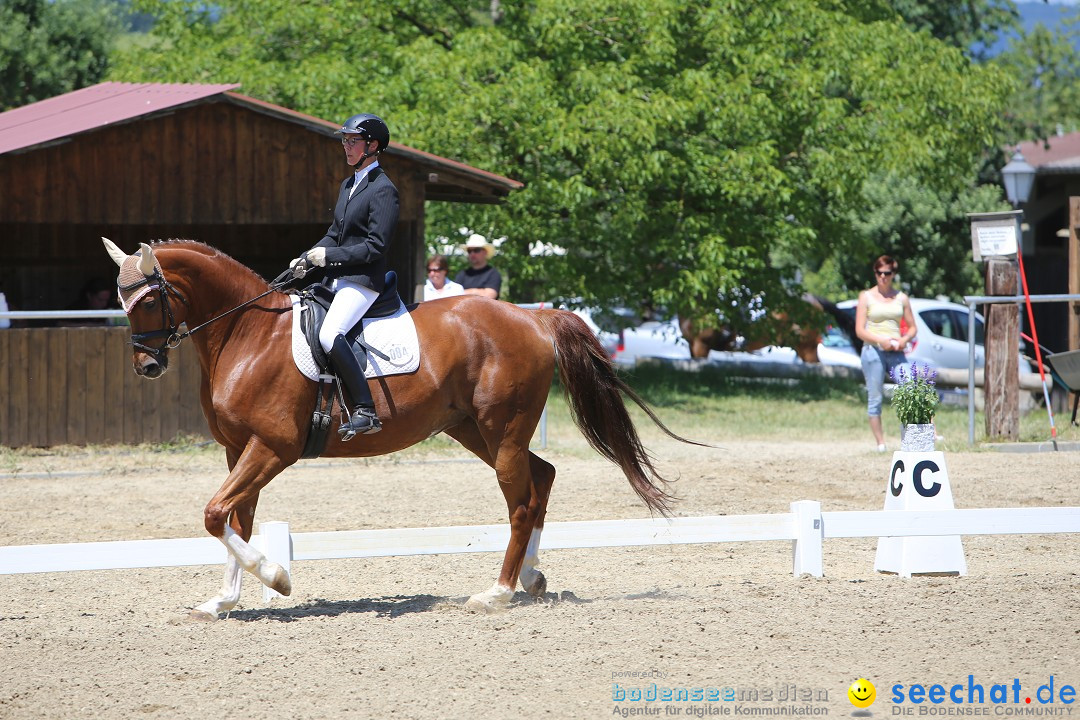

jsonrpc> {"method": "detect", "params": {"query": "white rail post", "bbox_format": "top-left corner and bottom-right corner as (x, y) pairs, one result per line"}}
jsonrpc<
(258, 521), (292, 603)
(790, 500), (824, 577)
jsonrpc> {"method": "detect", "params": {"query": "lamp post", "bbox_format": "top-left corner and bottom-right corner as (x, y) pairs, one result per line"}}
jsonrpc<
(1001, 149), (1035, 207)
(1000, 148), (1058, 449)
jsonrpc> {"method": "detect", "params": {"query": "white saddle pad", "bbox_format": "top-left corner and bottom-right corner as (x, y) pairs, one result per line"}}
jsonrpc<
(290, 295), (420, 381)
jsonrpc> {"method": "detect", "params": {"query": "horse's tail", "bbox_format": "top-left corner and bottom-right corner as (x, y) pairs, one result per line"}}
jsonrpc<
(540, 310), (703, 517)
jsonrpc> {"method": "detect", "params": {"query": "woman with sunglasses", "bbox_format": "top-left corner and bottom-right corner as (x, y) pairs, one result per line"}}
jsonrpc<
(422, 254), (464, 301)
(855, 254), (917, 452)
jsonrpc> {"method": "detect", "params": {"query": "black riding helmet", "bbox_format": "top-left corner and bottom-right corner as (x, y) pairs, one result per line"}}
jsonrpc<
(337, 113), (390, 153)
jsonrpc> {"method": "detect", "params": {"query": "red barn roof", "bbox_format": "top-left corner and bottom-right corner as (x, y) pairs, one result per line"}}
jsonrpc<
(0, 82), (240, 155)
(0, 81), (523, 193)
(1016, 132), (1080, 174)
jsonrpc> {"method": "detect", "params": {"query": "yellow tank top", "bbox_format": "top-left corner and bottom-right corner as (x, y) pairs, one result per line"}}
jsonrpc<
(865, 296), (903, 340)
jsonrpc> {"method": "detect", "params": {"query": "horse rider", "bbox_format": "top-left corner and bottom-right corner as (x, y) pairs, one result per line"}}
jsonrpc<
(289, 113), (399, 437)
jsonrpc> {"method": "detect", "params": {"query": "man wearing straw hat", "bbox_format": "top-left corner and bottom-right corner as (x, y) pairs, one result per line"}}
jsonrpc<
(455, 234), (502, 300)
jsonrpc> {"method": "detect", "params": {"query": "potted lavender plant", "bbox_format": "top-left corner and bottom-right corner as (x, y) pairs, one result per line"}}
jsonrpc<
(891, 362), (941, 452)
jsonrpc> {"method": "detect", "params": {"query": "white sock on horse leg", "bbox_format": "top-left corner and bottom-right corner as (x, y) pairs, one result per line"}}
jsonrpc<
(519, 527), (543, 590)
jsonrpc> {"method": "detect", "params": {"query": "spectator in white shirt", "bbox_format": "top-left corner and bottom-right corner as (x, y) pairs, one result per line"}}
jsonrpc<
(423, 254), (465, 301)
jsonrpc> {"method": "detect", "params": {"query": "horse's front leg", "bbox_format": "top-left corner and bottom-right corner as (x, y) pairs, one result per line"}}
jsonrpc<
(191, 553), (244, 620)
(189, 448), (249, 620)
(196, 438), (290, 618)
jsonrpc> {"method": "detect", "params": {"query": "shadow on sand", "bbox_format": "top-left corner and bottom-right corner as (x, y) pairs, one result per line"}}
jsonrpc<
(217, 589), (596, 622)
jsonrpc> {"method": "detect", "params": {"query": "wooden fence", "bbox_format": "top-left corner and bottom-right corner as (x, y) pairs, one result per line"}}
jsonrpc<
(0, 327), (208, 447)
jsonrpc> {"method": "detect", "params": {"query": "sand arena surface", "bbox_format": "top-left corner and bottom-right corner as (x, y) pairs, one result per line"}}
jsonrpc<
(1, 431), (1078, 719)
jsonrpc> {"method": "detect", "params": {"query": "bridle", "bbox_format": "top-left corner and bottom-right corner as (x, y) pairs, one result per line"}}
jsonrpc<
(120, 265), (289, 357)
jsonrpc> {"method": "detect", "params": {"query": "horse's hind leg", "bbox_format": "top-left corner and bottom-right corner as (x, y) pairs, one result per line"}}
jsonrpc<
(447, 421), (552, 612)
(518, 453), (554, 598)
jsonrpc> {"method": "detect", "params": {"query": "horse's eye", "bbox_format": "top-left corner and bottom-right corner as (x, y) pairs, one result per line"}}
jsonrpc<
(143, 296), (157, 310)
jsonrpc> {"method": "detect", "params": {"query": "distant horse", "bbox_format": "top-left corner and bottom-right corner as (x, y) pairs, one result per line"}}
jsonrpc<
(103, 239), (697, 619)
(679, 317), (822, 362)
(678, 294), (857, 362)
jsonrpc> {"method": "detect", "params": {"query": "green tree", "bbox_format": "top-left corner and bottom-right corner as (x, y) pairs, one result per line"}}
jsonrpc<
(110, 0), (487, 119)
(395, 0), (1014, 325)
(799, 173), (1006, 301)
(992, 19), (1080, 142)
(0, 0), (121, 111)
(112, 0), (1013, 330)
(885, 0), (1021, 59)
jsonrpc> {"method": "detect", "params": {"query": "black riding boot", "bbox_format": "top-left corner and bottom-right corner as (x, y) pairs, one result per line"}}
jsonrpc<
(329, 334), (381, 438)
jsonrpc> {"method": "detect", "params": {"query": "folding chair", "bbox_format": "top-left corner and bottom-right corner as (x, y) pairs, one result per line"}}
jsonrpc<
(1045, 349), (1080, 426)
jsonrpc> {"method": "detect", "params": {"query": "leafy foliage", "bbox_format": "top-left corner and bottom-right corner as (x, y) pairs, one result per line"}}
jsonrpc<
(0, 0), (121, 111)
(799, 173), (1007, 300)
(992, 18), (1080, 141)
(890, 362), (940, 425)
(885, 0), (1021, 60)
(110, 0), (1014, 326)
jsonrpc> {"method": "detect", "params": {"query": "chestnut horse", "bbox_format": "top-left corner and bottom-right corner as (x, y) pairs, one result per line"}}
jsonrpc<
(678, 295), (852, 362)
(103, 239), (694, 619)
(679, 316), (822, 362)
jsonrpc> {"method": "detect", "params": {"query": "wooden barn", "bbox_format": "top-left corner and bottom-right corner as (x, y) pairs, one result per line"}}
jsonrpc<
(0, 82), (522, 447)
(0, 81), (522, 310)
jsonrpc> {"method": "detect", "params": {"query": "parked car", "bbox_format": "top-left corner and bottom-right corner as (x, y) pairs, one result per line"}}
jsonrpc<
(814, 326), (861, 368)
(611, 317), (832, 367)
(831, 297), (1029, 371)
(563, 297), (1021, 372)
(611, 317), (691, 366)
(607, 313), (860, 367)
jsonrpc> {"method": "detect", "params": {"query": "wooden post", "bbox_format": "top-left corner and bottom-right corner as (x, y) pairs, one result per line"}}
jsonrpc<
(985, 258), (1019, 440)
(1070, 197), (1079, 353)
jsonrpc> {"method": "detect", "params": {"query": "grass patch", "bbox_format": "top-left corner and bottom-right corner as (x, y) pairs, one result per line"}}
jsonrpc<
(597, 363), (869, 441)
(3, 367), (1075, 461)
(545, 363), (1080, 448)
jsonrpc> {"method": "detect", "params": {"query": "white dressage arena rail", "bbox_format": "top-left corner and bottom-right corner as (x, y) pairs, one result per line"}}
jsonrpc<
(2, 501), (1078, 599)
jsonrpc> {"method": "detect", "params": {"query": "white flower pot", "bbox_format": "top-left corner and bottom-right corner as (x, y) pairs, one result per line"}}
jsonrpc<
(900, 423), (936, 452)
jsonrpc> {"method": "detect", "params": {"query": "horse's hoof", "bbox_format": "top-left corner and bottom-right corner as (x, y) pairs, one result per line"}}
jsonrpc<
(524, 572), (547, 598)
(268, 564), (292, 597)
(464, 584), (513, 613)
(183, 609), (219, 623)
(464, 597), (507, 614)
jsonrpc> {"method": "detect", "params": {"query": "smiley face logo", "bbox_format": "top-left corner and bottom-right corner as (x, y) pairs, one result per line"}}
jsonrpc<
(848, 678), (876, 708)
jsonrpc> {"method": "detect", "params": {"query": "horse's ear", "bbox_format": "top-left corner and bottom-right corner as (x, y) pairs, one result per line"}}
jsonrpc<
(102, 237), (128, 268)
(138, 242), (156, 277)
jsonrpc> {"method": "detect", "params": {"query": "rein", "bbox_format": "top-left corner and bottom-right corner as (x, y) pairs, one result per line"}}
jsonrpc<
(121, 267), (290, 356)
(177, 283), (288, 343)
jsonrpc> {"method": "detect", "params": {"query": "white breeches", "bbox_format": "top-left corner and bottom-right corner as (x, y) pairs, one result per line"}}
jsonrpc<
(319, 280), (379, 352)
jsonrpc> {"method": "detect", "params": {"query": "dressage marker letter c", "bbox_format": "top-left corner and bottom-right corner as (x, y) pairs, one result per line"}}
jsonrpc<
(890, 460), (904, 497)
(890, 459), (942, 498)
(912, 460), (941, 497)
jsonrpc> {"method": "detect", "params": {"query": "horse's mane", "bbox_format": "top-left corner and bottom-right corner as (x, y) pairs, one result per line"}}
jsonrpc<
(150, 239), (270, 292)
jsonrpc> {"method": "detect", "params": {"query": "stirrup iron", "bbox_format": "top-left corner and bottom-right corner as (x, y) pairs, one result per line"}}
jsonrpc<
(339, 405), (381, 439)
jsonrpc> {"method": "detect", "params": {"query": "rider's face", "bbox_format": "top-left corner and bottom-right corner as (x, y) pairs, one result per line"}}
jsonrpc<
(342, 135), (372, 166)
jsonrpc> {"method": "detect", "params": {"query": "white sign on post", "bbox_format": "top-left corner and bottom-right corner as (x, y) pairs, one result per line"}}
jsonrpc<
(975, 224), (1017, 257)
(967, 210), (1022, 261)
